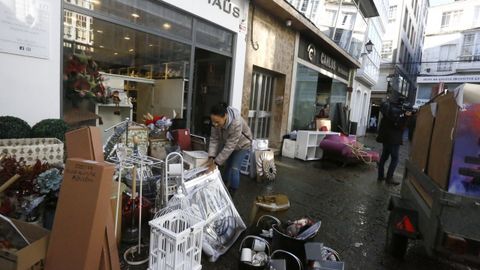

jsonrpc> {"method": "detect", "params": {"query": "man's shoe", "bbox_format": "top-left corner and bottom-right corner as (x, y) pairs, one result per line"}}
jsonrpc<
(377, 176), (385, 182)
(385, 177), (400, 186)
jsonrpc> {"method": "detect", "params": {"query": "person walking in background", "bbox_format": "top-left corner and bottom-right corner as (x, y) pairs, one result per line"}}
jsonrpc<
(369, 115), (377, 132)
(376, 95), (412, 185)
(207, 103), (252, 196)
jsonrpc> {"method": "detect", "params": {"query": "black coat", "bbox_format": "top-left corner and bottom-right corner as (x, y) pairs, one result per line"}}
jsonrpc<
(376, 102), (407, 145)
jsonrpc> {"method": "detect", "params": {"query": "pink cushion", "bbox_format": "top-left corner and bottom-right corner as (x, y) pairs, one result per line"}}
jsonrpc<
(320, 135), (379, 163)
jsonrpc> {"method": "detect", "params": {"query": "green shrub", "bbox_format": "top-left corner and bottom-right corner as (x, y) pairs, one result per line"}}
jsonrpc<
(0, 116), (31, 139)
(31, 119), (69, 141)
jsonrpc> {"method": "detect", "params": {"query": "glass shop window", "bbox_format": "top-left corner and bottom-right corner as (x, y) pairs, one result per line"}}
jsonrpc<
(195, 20), (234, 54)
(62, 10), (191, 128)
(64, 0), (193, 41)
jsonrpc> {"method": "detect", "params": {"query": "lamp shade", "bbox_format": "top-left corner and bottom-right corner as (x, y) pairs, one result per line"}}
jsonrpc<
(365, 40), (374, 54)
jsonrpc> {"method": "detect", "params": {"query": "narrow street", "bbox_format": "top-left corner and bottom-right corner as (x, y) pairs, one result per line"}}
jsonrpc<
(203, 134), (473, 270)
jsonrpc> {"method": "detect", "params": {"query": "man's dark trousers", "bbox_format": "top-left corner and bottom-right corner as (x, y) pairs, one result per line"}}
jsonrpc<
(378, 143), (400, 179)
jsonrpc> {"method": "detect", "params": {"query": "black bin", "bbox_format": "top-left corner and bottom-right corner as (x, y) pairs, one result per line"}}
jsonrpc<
(272, 223), (316, 268)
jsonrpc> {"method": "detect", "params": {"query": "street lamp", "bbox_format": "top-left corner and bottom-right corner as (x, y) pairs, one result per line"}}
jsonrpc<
(365, 40), (374, 54)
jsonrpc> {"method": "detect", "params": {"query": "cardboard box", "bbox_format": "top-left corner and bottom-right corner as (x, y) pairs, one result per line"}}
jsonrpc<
(183, 150), (209, 169)
(110, 181), (125, 245)
(45, 158), (114, 270)
(99, 209), (120, 270)
(427, 93), (459, 189)
(0, 217), (49, 270)
(65, 127), (104, 161)
(409, 104), (436, 173)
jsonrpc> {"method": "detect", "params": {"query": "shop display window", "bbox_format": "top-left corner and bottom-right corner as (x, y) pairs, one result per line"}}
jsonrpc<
(62, 9), (191, 126)
(64, 0), (192, 40)
(292, 64), (347, 131)
(62, 0), (234, 132)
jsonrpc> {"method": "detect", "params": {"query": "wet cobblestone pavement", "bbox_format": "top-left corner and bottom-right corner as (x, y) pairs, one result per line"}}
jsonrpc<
(202, 134), (476, 270)
(121, 134), (477, 270)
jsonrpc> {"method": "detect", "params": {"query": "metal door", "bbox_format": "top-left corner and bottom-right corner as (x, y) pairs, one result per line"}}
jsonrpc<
(249, 70), (275, 139)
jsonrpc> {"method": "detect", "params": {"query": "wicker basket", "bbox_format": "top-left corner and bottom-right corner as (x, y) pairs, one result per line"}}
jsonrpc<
(149, 139), (170, 160)
(0, 138), (64, 165)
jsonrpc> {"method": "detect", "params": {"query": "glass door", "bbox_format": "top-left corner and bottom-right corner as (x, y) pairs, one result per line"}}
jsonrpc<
(292, 64), (319, 130)
(248, 70), (275, 139)
(191, 48), (231, 136)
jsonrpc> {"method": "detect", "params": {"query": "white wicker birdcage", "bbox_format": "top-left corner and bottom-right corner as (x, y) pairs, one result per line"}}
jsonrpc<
(148, 209), (205, 270)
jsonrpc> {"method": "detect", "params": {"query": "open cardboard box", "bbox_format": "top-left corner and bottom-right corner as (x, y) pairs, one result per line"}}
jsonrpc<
(65, 127), (104, 161)
(0, 216), (49, 270)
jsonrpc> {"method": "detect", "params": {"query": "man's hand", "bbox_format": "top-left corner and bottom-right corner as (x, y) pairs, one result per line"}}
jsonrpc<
(405, 111), (412, 117)
(207, 158), (216, 172)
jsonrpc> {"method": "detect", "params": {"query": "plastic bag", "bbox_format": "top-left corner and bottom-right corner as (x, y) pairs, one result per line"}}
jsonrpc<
(184, 169), (247, 262)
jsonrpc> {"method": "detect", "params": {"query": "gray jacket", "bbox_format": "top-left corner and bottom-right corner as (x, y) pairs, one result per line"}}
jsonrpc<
(208, 107), (252, 165)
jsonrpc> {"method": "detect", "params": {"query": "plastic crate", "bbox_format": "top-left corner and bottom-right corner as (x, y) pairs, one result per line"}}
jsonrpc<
(240, 151), (252, 176)
(148, 210), (205, 270)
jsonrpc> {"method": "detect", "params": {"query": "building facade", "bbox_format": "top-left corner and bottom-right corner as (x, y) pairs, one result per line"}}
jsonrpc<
(280, 0), (379, 138)
(350, 0), (388, 136)
(416, 0), (480, 107)
(1, 0), (250, 137)
(371, 0), (429, 113)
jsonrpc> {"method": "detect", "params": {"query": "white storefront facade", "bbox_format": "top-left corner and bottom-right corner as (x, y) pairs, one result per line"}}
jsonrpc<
(1, 0), (249, 135)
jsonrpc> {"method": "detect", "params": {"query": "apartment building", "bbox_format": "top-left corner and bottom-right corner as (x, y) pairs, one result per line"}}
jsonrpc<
(416, 0), (480, 107)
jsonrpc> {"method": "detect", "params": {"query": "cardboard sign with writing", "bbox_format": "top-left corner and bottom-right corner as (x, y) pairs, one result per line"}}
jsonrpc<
(45, 158), (114, 270)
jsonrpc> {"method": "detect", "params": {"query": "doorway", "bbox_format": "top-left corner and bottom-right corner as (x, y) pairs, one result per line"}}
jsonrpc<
(191, 48), (231, 136)
(367, 104), (380, 133)
(248, 69), (275, 139)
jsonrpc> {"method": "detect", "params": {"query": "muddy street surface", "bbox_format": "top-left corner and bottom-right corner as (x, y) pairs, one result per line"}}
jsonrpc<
(121, 134), (475, 270)
(203, 134), (474, 270)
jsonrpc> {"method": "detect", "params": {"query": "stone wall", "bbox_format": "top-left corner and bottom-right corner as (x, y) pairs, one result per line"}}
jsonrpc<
(242, 4), (296, 148)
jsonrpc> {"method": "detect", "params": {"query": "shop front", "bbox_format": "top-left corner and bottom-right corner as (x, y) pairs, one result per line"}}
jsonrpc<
(415, 75), (480, 108)
(241, 2), (296, 148)
(290, 36), (352, 132)
(62, 0), (248, 137)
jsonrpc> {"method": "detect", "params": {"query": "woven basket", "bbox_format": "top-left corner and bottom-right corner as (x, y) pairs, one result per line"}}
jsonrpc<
(0, 138), (64, 165)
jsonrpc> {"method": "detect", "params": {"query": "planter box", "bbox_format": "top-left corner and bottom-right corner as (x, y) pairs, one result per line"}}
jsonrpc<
(0, 138), (64, 165)
(125, 126), (149, 155)
(149, 139), (170, 160)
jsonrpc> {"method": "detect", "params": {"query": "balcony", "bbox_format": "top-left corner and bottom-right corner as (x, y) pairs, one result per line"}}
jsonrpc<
(456, 55), (480, 71)
(356, 55), (379, 86)
(436, 61), (453, 72)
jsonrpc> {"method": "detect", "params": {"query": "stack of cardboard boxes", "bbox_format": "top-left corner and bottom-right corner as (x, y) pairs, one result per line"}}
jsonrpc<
(46, 127), (120, 270)
(410, 84), (480, 205)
